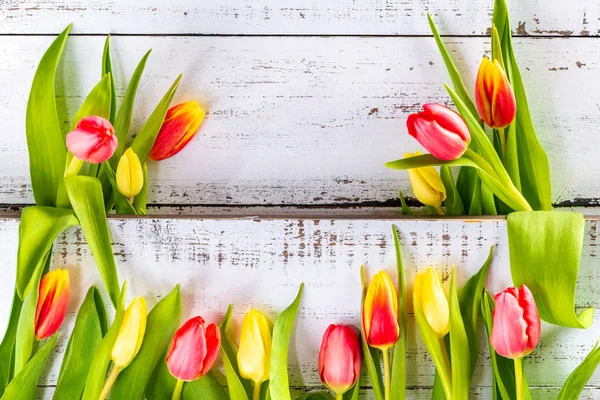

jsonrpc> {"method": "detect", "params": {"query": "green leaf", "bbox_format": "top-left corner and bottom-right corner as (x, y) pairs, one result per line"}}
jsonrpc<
(16, 206), (78, 299)
(269, 284), (304, 400)
(70, 73), (113, 131)
(81, 282), (127, 400)
(110, 285), (182, 399)
(64, 176), (121, 307)
(54, 286), (108, 399)
(219, 305), (252, 400)
(398, 191), (412, 215)
(507, 211), (593, 328)
(26, 25), (71, 207)
(359, 267), (384, 400)
(130, 75), (182, 162)
(0, 292), (23, 397)
(440, 167), (465, 216)
(468, 182), (483, 216)
(557, 343), (600, 400)
(449, 269), (470, 399)
(295, 393), (331, 400)
(481, 183), (498, 215)
(102, 36), (117, 125)
(1, 334), (57, 400)
(456, 166), (480, 215)
(183, 373), (229, 400)
(390, 226), (407, 399)
(134, 163), (149, 215)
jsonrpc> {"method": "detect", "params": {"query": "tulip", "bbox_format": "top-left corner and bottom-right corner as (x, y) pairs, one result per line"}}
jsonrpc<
(116, 148), (144, 199)
(166, 316), (221, 400)
(35, 269), (70, 340)
(413, 268), (449, 337)
(238, 309), (272, 388)
(149, 101), (205, 161)
(363, 271), (400, 350)
(406, 103), (470, 161)
(318, 324), (362, 397)
(475, 57), (517, 129)
(66, 115), (118, 166)
(404, 152), (446, 214)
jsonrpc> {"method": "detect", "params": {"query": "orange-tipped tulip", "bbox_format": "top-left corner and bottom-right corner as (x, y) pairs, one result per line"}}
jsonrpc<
(149, 101), (205, 161)
(35, 269), (70, 340)
(490, 284), (540, 359)
(363, 271), (400, 350)
(319, 324), (362, 395)
(475, 57), (517, 129)
(166, 316), (221, 381)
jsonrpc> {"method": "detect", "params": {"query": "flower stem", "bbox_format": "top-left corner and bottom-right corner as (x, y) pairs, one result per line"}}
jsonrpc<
(336, 393), (344, 400)
(514, 357), (524, 400)
(64, 155), (84, 177)
(99, 365), (121, 400)
(439, 339), (452, 400)
(253, 382), (262, 400)
(382, 349), (391, 400)
(436, 205), (445, 216)
(172, 379), (184, 400)
(498, 127), (506, 163)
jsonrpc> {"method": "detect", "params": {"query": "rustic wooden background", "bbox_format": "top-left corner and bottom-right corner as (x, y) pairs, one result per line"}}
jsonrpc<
(0, 0), (599, 398)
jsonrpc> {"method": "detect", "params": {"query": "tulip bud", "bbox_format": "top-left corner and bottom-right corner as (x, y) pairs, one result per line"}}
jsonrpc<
(166, 316), (221, 381)
(35, 269), (70, 340)
(111, 297), (147, 368)
(406, 103), (470, 161)
(413, 268), (450, 338)
(149, 101), (205, 161)
(318, 324), (362, 395)
(363, 271), (400, 350)
(490, 285), (540, 359)
(404, 151), (446, 209)
(116, 148), (144, 199)
(475, 57), (517, 129)
(66, 116), (118, 164)
(237, 309), (272, 385)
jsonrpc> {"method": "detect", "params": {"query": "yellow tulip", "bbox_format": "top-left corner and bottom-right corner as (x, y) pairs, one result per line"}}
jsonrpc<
(116, 148), (144, 199)
(404, 151), (446, 211)
(111, 297), (147, 368)
(237, 308), (272, 385)
(413, 268), (449, 337)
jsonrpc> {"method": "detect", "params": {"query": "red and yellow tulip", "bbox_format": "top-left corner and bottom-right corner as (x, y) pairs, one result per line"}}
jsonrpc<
(363, 271), (400, 350)
(475, 57), (517, 129)
(35, 269), (70, 340)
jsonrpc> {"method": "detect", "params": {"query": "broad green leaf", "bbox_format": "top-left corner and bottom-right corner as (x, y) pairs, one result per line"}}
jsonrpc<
(130, 75), (182, 162)
(183, 372), (229, 400)
(359, 266), (384, 400)
(449, 269), (469, 399)
(295, 393), (331, 400)
(0, 292), (23, 397)
(469, 182), (483, 216)
(219, 305), (252, 400)
(269, 284), (304, 400)
(81, 282), (127, 400)
(398, 191), (412, 215)
(70, 73), (113, 131)
(110, 285), (182, 399)
(456, 167), (481, 216)
(102, 36), (117, 125)
(54, 286), (107, 399)
(16, 206), (77, 299)
(507, 211), (593, 328)
(26, 25), (71, 207)
(440, 167), (465, 216)
(1, 334), (57, 400)
(133, 163), (149, 215)
(557, 343), (600, 400)
(64, 176), (121, 307)
(481, 183), (498, 215)
(390, 226), (407, 399)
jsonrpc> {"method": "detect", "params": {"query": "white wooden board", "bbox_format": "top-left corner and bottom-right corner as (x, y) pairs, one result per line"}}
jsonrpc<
(0, 0), (597, 36)
(0, 217), (598, 396)
(1, 35), (599, 208)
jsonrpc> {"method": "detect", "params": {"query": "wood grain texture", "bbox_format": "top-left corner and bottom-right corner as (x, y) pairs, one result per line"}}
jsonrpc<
(0, 0), (597, 36)
(0, 35), (599, 208)
(0, 217), (597, 394)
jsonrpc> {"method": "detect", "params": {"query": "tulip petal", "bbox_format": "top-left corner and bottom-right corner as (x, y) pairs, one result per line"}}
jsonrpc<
(364, 271), (400, 349)
(517, 285), (541, 352)
(199, 323), (221, 377)
(166, 316), (208, 381)
(490, 292), (528, 359)
(35, 269), (70, 340)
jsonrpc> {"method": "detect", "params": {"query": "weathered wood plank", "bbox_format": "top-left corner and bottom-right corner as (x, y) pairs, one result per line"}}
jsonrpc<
(0, 0), (597, 36)
(0, 35), (598, 208)
(0, 217), (598, 392)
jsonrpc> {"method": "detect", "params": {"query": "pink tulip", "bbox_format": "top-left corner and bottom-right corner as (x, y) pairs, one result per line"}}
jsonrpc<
(406, 103), (470, 161)
(66, 116), (118, 164)
(319, 324), (362, 395)
(490, 284), (540, 359)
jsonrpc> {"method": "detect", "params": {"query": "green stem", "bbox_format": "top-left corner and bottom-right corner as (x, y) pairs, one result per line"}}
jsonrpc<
(435, 205), (445, 216)
(64, 155), (84, 177)
(498, 127), (506, 163)
(336, 393), (344, 400)
(514, 358), (524, 400)
(253, 382), (262, 400)
(172, 379), (184, 400)
(439, 339), (452, 400)
(382, 349), (391, 400)
(99, 365), (121, 399)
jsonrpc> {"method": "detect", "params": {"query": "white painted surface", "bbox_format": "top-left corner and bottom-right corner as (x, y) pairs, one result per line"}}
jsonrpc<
(0, 35), (599, 207)
(0, 217), (597, 394)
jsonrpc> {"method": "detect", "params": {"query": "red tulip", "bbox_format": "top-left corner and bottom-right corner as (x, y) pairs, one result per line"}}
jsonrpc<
(149, 101), (205, 161)
(35, 269), (70, 340)
(475, 57), (517, 129)
(406, 103), (470, 161)
(490, 284), (540, 359)
(166, 316), (221, 381)
(319, 324), (362, 395)
(66, 116), (118, 164)
(363, 271), (400, 350)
